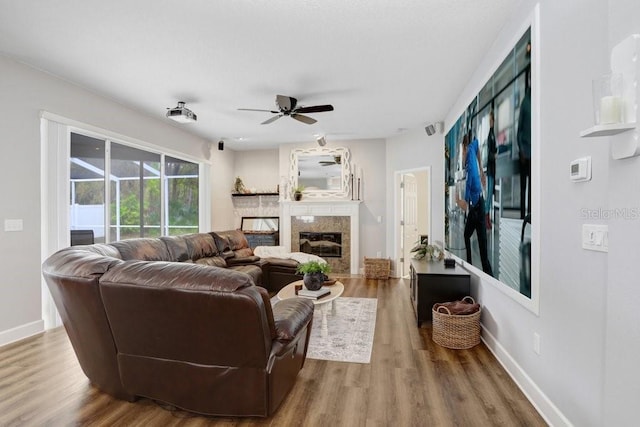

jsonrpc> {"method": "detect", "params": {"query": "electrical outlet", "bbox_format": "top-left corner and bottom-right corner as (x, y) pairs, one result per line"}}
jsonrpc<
(582, 224), (608, 252)
(376, 251), (382, 258)
(533, 332), (541, 355)
(4, 219), (23, 232)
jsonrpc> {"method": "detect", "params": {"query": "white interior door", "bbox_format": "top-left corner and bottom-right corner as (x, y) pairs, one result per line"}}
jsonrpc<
(402, 173), (418, 277)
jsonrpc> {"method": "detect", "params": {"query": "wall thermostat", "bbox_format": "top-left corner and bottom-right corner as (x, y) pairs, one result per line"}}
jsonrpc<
(570, 156), (591, 182)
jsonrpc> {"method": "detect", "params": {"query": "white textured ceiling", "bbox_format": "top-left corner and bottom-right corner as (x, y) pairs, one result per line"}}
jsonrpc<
(0, 0), (516, 150)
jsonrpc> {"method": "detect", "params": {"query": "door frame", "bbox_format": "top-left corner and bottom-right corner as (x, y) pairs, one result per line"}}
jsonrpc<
(393, 166), (431, 278)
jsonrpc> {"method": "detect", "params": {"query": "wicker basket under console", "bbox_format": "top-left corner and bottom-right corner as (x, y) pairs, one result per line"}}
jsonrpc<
(432, 296), (481, 349)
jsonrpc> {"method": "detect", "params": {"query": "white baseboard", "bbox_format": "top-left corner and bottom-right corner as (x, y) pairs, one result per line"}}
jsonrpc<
(481, 326), (573, 427)
(0, 320), (45, 348)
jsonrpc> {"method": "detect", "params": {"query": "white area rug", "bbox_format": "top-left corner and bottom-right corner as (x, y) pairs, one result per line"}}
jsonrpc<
(306, 297), (377, 364)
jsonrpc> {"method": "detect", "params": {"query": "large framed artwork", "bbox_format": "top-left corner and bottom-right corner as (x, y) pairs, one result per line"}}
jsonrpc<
(444, 21), (538, 308)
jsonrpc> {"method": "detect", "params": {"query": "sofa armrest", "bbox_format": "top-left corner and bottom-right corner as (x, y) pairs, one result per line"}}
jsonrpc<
(272, 298), (314, 342)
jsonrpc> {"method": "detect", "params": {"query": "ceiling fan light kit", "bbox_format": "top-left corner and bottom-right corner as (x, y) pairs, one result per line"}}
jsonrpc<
(167, 101), (197, 123)
(239, 95), (334, 125)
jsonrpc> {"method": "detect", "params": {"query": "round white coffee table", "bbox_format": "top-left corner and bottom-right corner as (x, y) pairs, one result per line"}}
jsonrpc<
(277, 280), (344, 338)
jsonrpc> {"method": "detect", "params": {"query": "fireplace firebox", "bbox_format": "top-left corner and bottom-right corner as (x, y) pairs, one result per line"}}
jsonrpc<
(299, 232), (342, 258)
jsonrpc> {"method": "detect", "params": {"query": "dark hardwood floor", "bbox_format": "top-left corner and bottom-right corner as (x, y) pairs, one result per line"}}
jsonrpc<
(0, 277), (546, 426)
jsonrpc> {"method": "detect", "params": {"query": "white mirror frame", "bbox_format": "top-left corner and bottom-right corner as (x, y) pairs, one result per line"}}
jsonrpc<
(290, 147), (351, 199)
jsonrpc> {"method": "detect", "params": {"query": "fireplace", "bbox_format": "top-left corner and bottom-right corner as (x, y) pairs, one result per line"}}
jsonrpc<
(281, 200), (360, 274)
(299, 232), (342, 258)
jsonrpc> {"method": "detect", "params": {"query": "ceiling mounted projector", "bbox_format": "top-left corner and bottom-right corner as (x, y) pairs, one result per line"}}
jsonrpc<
(166, 101), (197, 123)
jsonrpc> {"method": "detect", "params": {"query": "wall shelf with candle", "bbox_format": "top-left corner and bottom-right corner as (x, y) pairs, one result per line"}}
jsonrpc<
(580, 34), (640, 159)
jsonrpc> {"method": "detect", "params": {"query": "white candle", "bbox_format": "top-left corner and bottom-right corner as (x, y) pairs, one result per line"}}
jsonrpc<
(599, 96), (623, 124)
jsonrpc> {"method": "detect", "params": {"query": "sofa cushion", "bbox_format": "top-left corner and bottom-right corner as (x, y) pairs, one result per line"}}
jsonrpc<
(160, 235), (190, 262)
(183, 233), (220, 261)
(110, 238), (172, 261)
(101, 260), (253, 293)
(211, 232), (232, 253)
(212, 230), (251, 254)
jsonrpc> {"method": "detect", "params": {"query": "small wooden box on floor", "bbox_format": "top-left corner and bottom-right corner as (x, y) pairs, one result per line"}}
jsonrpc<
(409, 258), (471, 326)
(364, 257), (391, 279)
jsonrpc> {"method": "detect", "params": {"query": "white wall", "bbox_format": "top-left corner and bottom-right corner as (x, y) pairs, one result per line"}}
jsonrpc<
(234, 149), (279, 193)
(386, 129), (444, 262)
(603, 0), (640, 424)
(209, 147), (237, 231)
(0, 55), (211, 345)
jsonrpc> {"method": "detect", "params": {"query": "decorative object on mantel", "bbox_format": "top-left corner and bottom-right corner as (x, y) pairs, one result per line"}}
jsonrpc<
(296, 260), (332, 291)
(410, 241), (444, 261)
(232, 176), (248, 194)
(580, 34), (640, 159)
(349, 162), (363, 201)
(292, 185), (305, 201)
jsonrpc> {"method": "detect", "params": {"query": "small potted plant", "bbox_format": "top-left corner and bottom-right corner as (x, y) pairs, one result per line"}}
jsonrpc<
(296, 260), (331, 290)
(292, 185), (305, 201)
(410, 241), (444, 261)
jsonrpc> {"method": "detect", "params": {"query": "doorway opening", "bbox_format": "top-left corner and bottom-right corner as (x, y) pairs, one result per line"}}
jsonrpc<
(395, 168), (431, 278)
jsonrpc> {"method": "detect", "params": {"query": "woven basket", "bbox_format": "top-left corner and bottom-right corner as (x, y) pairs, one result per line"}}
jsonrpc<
(364, 257), (391, 279)
(432, 296), (481, 349)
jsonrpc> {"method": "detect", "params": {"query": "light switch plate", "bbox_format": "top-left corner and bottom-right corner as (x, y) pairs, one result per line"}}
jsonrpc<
(582, 224), (608, 252)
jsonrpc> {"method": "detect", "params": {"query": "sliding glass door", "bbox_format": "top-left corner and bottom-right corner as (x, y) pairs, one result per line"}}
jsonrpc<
(70, 133), (106, 243)
(165, 156), (199, 236)
(109, 143), (161, 240)
(69, 132), (200, 242)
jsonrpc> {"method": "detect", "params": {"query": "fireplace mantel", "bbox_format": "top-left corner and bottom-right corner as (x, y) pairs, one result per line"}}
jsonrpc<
(281, 200), (360, 274)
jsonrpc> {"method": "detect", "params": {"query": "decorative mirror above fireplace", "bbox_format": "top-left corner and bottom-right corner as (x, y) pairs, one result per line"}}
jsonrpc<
(290, 147), (351, 199)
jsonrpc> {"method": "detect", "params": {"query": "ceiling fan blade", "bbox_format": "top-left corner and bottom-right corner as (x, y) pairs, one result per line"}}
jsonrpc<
(261, 115), (282, 125)
(291, 114), (317, 125)
(238, 108), (280, 113)
(276, 95), (296, 111)
(294, 104), (334, 114)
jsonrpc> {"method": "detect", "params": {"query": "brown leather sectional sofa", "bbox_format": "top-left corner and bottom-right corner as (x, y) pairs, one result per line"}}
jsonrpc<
(41, 230), (314, 417)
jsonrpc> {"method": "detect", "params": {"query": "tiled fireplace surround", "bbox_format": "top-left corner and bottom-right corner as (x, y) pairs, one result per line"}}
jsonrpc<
(281, 201), (361, 274)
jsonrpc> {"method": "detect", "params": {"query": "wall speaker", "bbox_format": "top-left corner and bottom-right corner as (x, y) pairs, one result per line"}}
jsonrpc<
(425, 124), (436, 136)
(218, 140), (224, 151)
(425, 121), (444, 136)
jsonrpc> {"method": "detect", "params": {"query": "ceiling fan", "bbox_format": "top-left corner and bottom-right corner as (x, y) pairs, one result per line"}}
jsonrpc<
(319, 155), (342, 166)
(238, 95), (334, 125)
